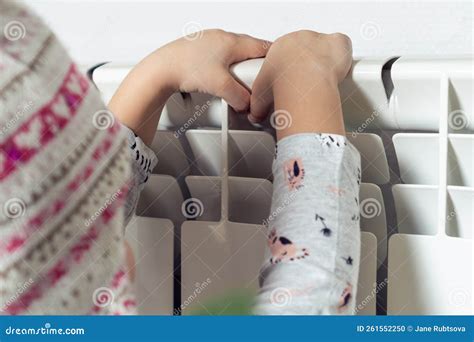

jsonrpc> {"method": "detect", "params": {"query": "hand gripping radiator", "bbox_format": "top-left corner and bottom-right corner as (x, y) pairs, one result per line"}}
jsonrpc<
(91, 56), (473, 315)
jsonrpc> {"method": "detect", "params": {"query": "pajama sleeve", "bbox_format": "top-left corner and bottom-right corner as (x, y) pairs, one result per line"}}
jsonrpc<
(121, 125), (158, 226)
(254, 133), (361, 315)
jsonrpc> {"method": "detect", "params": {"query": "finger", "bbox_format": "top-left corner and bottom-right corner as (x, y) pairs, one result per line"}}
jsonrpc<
(229, 34), (272, 63)
(249, 60), (275, 122)
(214, 70), (251, 112)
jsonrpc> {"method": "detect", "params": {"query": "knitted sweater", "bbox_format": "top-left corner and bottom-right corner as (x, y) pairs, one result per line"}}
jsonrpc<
(0, 1), (157, 315)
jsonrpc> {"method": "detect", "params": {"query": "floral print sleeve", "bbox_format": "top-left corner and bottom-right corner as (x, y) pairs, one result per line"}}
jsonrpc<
(254, 133), (361, 315)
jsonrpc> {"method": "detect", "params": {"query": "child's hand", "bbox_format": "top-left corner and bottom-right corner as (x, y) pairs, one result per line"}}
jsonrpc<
(157, 29), (270, 111)
(248, 30), (352, 139)
(110, 30), (270, 144)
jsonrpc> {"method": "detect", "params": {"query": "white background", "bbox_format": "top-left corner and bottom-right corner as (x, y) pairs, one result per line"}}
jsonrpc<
(28, 0), (473, 66)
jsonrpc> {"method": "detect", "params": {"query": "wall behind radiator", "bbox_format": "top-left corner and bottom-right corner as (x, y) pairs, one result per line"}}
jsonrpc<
(27, 0), (473, 67)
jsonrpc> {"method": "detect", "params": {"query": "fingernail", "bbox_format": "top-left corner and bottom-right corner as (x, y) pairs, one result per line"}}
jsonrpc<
(247, 114), (263, 128)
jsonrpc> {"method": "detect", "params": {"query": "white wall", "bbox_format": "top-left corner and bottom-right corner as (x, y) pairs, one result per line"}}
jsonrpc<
(27, 0), (472, 66)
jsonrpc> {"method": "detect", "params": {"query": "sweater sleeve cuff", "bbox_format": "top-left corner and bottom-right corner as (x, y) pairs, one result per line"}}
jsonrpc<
(122, 124), (158, 185)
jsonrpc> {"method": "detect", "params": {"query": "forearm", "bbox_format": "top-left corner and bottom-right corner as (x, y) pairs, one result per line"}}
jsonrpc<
(255, 85), (361, 315)
(108, 52), (175, 145)
(254, 39), (361, 314)
(273, 67), (345, 141)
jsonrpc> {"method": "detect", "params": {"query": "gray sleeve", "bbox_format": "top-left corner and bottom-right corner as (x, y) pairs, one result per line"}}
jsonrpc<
(121, 124), (158, 226)
(254, 133), (361, 315)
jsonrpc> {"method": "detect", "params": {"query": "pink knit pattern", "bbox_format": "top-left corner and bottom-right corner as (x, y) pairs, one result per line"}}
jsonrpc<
(0, 122), (122, 258)
(3, 185), (128, 315)
(0, 64), (88, 181)
(1, 2), (135, 315)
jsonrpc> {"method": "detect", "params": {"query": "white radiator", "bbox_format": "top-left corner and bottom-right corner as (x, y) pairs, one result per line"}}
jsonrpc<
(90, 56), (473, 315)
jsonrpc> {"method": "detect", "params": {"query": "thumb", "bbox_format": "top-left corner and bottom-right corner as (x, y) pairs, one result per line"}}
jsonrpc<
(249, 60), (275, 123)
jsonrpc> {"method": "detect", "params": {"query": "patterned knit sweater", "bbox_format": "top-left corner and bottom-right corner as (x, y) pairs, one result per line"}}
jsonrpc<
(0, 1), (157, 315)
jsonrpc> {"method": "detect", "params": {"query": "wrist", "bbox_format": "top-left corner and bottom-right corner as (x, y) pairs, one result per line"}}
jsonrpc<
(272, 69), (344, 141)
(272, 62), (338, 99)
(109, 50), (177, 145)
(142, 47), (179, 96)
